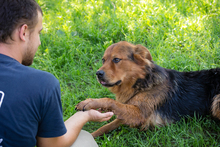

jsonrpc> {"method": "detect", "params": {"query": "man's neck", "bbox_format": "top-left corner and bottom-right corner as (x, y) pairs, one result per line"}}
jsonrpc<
(0, 42), (22, 64)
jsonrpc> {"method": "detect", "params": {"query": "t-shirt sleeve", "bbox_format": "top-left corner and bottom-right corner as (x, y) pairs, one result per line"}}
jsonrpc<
(37, 80), (67, 137)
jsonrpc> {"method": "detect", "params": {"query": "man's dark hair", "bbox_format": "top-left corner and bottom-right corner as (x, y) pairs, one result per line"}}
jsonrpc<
(0, 0), (43, 43)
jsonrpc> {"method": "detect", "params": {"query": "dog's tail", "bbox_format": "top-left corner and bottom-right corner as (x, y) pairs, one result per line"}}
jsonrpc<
(212, 94), (220, 119)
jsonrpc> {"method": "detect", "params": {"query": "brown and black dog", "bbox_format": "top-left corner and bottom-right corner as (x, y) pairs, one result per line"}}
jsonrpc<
(76, 41), (220, 137)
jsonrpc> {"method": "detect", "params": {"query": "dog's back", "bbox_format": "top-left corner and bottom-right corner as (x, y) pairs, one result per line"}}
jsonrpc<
(157, 68), (220, 121)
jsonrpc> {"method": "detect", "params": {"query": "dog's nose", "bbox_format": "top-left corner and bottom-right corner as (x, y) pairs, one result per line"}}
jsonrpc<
(96, 70), (105, 78)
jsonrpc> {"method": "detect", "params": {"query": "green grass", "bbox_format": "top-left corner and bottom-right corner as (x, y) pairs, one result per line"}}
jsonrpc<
(34, 0), (220, 146)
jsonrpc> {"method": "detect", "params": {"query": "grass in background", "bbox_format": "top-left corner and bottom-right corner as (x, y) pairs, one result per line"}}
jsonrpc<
(34, 0), (220, 146)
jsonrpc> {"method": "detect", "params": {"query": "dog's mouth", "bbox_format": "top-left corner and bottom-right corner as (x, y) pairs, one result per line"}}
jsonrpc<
(99, 80), (122, 87)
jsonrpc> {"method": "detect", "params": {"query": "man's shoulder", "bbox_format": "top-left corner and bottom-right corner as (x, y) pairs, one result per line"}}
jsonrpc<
(27, 66), (56, 79)
(17, 66), (61, 99)
(0, 54), (60, 89)
(25, 66), (59, 86)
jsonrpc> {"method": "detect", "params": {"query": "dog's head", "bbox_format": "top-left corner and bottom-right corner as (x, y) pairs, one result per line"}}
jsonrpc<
(96, 41), (154, 91)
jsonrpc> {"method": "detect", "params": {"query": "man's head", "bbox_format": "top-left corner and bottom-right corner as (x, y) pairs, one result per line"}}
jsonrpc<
(0, 0), (43, 66)
(22, 10), (43, 66)
(0, 0), (43, 43)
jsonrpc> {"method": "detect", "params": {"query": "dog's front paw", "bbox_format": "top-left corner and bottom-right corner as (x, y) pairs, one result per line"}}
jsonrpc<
(75, 98), (94, 111)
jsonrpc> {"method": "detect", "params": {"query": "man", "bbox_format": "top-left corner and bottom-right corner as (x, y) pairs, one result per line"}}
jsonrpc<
(0, 0), (113, 146)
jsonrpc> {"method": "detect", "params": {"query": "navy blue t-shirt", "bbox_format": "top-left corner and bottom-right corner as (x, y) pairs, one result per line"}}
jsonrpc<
(0, 54), (67, 146)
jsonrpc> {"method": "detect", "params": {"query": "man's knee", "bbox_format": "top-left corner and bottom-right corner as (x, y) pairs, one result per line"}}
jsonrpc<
(70, 130), (98, 147)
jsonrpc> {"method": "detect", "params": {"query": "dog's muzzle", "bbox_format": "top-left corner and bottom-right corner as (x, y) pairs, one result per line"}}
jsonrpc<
(96, 70), (121, 87)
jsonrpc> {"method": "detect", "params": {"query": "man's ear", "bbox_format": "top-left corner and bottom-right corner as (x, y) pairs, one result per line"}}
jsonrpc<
(19, 24), (29, 41)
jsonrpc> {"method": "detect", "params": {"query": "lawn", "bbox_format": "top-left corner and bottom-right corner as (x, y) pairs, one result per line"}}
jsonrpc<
(34, 0), (220, 146)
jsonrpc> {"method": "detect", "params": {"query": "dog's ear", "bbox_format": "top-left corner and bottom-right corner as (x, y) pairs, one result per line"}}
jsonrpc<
(134, 44), (152, 61)
(132, 44), (152, 66)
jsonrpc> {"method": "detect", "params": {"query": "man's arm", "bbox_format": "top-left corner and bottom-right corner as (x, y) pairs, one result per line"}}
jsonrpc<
(36, 110), (113, 147)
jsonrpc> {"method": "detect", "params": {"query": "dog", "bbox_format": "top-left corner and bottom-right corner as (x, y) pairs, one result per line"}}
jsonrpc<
(75, 41), (220, 137)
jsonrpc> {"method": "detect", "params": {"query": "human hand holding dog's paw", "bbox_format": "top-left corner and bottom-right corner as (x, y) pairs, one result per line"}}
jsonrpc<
(75, 99), (114, 122)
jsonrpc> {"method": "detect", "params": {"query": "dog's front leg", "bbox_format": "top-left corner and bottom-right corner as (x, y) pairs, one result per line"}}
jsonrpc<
(76, 98), (146, 128)
(91, 119), (122, 137)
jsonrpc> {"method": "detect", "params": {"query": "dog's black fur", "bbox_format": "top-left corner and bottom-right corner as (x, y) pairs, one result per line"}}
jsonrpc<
(144, 65), (220, 121)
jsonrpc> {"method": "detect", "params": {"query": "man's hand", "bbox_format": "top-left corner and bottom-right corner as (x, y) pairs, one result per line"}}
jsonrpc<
(37, 109), (114, 147)
(86, 109), (114, 122)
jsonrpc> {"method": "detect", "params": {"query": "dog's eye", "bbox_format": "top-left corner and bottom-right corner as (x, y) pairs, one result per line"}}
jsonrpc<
(102, 59), (105, 64)
(113, 58), (121, 63)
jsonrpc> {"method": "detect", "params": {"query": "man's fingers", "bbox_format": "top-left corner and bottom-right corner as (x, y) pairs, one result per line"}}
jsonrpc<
(102, 112), (114, 117)
(99, 112), (114, 121)
(106, 112), (114, 117)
